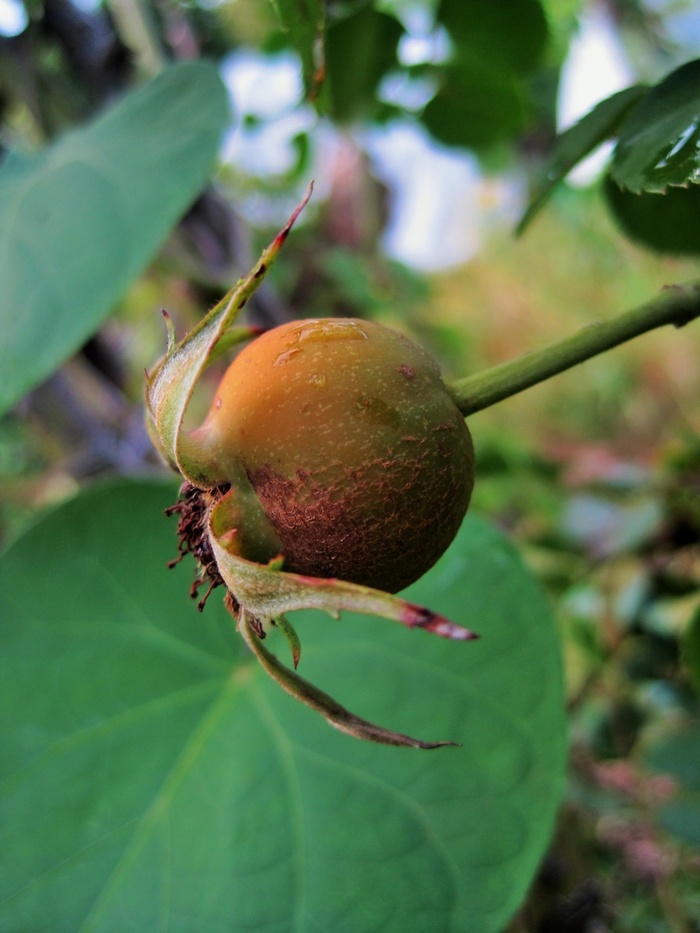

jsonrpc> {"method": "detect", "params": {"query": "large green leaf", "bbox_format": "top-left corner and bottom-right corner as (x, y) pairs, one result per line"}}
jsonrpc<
(0, 62), (230, 416)
(0, 480), (566, 931)
(611, 58), (700, 194)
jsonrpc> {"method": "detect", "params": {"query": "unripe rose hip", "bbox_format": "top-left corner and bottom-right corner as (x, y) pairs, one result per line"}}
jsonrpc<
(191, 318), (475, 593)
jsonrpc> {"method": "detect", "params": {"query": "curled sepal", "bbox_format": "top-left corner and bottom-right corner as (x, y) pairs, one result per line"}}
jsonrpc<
(236, 606), (458, 749)
(145, 183), (313, 484)
(272, 615), (302, 669)
(209, 495), (479, 642)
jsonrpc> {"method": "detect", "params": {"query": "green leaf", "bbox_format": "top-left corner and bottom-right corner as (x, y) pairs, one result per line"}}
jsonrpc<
(269, 0), (324, 99)
(611, 58), (700, 194)
(604, 174), (700, 255)
(517, 85), (648, 234)
(437, 0), (549, 75)
(324, 6), (404, 123)
(0, 481), (566, 931)
(0, 61), (230, 416)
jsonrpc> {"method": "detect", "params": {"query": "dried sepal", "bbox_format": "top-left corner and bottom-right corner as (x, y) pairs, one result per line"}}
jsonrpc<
(271, 615), (302, 669)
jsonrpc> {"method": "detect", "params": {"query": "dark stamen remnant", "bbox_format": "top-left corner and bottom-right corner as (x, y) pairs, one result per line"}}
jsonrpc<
(165, 481), (230, 610)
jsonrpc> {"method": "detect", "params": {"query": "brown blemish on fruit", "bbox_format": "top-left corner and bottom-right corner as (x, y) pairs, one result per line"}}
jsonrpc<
(398, 364), (415, 380)
(248, 451), (470, 593)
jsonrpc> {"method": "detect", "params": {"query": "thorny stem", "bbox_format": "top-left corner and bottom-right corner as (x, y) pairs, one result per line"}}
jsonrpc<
(447, 281), (700, 418)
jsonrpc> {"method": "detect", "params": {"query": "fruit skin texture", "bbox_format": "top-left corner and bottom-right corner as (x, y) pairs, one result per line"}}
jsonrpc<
(192, 318), (475, 593)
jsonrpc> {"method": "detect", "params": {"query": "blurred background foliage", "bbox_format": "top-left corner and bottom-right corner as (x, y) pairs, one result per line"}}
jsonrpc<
(1, 0), (699, 929)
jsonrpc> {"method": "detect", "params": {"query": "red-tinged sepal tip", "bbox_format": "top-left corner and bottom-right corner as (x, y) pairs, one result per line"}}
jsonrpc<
(219, 529), (239, 553)
(402, 604), (479, 641)
(272, 180), (314, 250)
(161, 308), (176, 352)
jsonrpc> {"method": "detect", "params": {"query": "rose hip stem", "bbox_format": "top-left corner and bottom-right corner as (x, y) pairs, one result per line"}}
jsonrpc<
(447, 281), (700, 418)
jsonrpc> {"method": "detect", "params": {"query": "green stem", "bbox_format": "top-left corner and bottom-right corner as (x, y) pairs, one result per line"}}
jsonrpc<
(446, 280), (700, 418)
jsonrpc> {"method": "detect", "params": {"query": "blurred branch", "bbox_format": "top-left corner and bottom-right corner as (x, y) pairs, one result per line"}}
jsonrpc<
(448, 281), (700, 418)
(105, 0), (167, 75)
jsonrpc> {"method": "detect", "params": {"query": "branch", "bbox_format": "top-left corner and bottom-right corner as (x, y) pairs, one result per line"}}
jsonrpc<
(446, 281), (700, 418)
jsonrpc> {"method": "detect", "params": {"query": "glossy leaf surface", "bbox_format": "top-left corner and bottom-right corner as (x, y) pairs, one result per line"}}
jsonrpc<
(0, 481), (566, 931)
(518, 85), (648, 234)
(0, 62), (230, 415)
(611, 58), (700, 193)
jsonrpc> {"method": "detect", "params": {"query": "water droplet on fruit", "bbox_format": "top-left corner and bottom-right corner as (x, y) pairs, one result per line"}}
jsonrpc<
(293, 319), (368, 345)
(273, 347), (302, 366)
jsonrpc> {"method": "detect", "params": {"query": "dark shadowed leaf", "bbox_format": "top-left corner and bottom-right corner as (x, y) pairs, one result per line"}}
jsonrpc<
(518, 85), (648, 234)
(421, 0), (548, 154)
(324, 6), (404, 123)
(604, 174), (700, 255)
(422, 61), (526, 152)
(0, 480), (566, 932)
(0, 62), (230, 416)
(611, 58), (700, 193)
